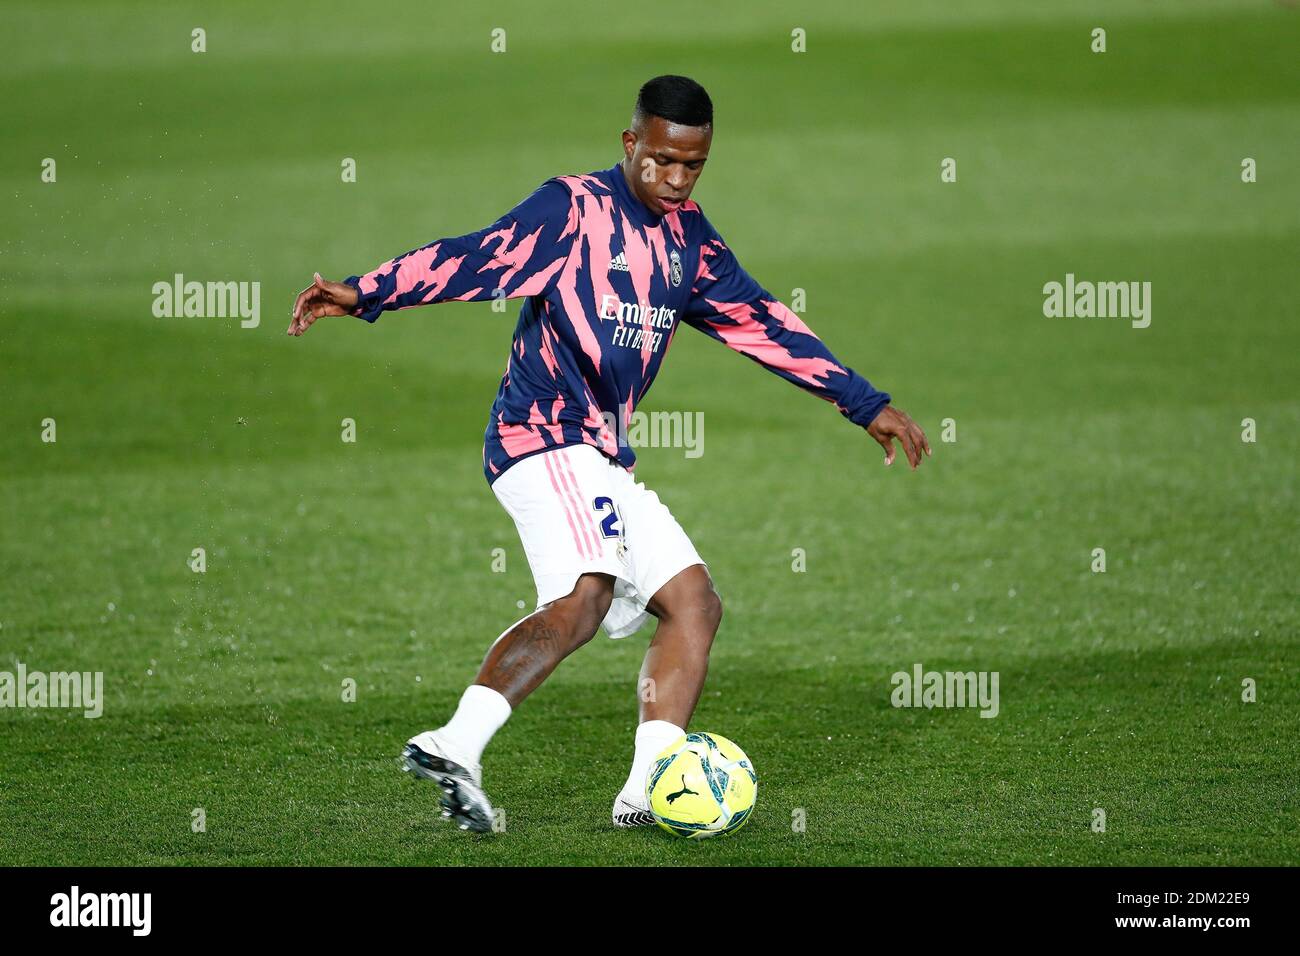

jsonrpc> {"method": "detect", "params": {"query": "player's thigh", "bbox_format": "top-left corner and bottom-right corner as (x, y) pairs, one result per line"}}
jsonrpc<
(611, 470), (708, 616)
(492, 444), (625, 601)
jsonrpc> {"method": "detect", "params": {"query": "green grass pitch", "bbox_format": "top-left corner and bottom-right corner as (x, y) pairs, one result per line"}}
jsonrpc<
(1, 0), (1297, 865)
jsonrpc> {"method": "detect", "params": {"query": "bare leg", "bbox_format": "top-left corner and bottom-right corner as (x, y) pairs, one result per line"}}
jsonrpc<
(405, 573), (616, 832)
(476, 572), (614, 707)
(611, 564), (723, 816)
(639, 564), (723, 727)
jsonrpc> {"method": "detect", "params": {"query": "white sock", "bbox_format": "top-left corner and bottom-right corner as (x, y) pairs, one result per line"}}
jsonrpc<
(619, 719), (685, 803)
(439, 684), (512, 767)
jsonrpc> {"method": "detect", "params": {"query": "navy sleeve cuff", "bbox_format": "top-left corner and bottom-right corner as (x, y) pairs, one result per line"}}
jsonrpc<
(839, 370), (891, 428)
(853, 390), (891, 428)
(343, 276), (379, 324)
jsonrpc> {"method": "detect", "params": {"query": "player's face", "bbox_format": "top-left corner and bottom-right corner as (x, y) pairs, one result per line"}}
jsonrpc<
(621, 115), (712, 216)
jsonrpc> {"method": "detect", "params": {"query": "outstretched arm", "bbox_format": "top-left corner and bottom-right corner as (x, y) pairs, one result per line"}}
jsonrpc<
(684, 224), (931, 469)
(288, 180), (576, 336)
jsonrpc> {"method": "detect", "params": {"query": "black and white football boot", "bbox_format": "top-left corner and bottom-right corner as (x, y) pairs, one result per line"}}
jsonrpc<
(611, 793), (656, 828)
(402, 730), (495, 834)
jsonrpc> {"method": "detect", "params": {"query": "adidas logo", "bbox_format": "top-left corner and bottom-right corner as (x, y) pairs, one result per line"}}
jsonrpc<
(607, 251), (630, 272)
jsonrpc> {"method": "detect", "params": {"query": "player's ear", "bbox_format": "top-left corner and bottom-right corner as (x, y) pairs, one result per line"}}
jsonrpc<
(621, 128), (637, 159)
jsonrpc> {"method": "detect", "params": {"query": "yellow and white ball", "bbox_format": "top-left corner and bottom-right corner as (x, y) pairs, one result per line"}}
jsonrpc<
(646, 732), (757, 838)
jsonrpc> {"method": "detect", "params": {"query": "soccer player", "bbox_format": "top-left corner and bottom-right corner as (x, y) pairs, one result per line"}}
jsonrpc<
(289, 75), (930, 832)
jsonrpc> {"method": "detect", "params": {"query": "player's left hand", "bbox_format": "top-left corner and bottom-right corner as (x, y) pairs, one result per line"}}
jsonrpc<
(867, 405), (931, 470)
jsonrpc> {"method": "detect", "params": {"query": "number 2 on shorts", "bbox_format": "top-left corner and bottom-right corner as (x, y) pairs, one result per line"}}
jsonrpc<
(592, 496), (624, 539)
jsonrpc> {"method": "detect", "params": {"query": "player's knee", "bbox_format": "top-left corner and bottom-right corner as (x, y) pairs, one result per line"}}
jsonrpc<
(678, 586), (721, 657)
(691, 590), (722, 650)
(670, 578), (723, 636)
(701, 586), (723, 635)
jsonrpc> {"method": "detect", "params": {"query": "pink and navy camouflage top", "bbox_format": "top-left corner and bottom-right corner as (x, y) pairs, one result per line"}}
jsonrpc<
(343, 163), (891, 483)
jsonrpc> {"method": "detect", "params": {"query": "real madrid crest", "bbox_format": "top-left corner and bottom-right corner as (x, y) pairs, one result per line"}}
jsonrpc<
(669, 250), (682, 288)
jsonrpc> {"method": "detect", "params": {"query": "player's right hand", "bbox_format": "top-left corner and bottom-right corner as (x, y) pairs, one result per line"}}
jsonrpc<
(288, 272), (361, 336)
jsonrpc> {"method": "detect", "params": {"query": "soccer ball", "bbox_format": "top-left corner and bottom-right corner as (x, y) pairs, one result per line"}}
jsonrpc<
(646, 732), (757, 838)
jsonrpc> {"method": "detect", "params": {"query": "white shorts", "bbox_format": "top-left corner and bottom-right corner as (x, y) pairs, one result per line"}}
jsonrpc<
(491, 443), (705, 639)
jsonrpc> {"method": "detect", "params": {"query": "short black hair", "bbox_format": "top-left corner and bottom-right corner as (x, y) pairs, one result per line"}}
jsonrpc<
(633, 75), (713, 129)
